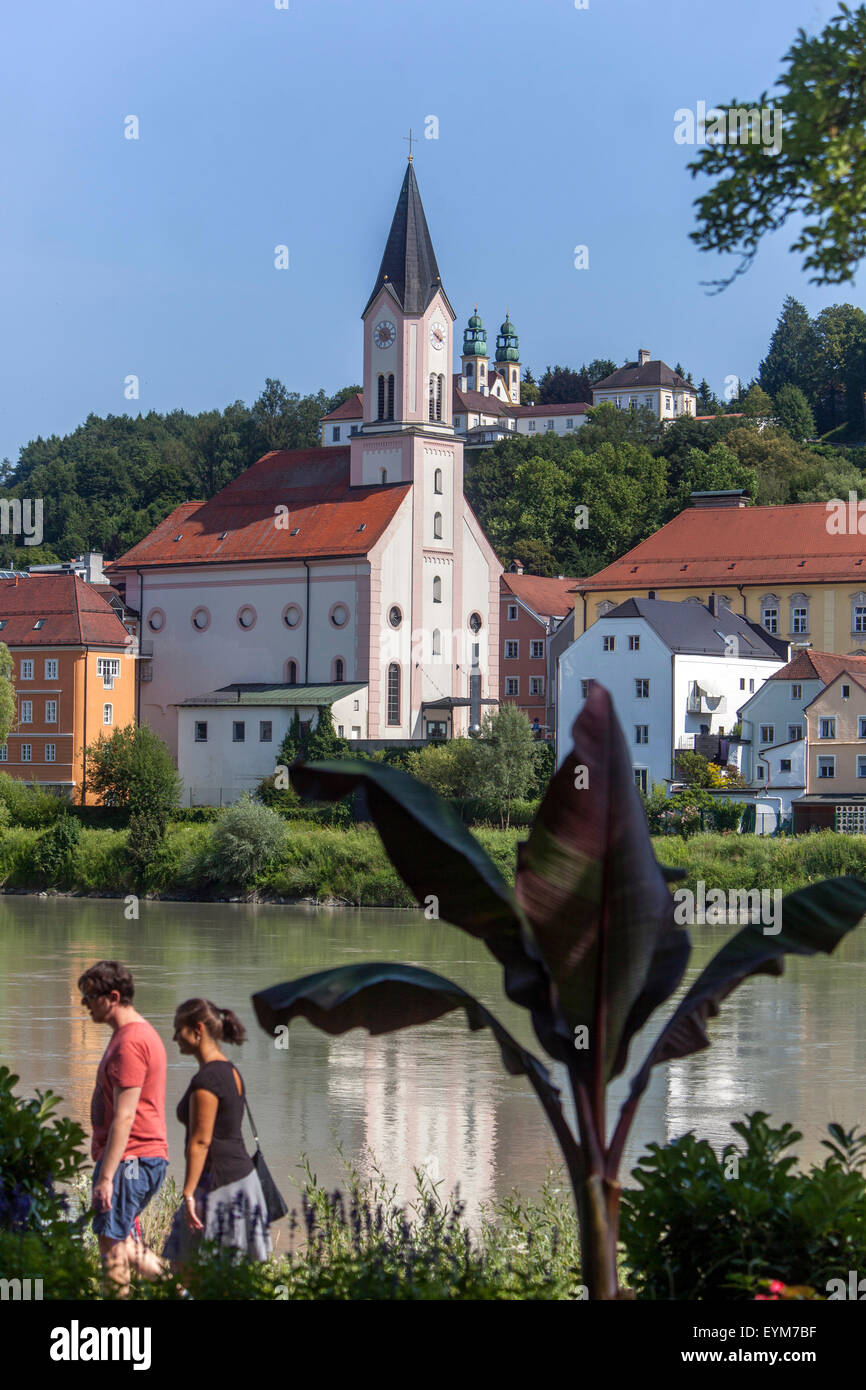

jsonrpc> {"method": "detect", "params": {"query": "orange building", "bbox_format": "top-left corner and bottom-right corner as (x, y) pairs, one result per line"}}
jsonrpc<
(0, 576), (135, 802)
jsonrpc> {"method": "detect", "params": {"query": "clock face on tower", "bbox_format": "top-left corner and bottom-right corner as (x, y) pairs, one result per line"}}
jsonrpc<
(429, 321), (446, 350)
(373, 321), (396, 349)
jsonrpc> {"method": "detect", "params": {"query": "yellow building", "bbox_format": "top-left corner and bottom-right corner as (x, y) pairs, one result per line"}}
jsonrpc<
(805, 672), (866, 794)
(572, 493), (866, 657)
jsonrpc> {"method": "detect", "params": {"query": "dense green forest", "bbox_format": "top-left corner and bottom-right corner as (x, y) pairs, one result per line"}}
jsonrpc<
(1, 296), (864, 575)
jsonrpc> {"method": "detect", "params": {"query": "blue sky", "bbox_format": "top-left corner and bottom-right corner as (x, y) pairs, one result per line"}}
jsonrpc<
(0, 0), (855, 463)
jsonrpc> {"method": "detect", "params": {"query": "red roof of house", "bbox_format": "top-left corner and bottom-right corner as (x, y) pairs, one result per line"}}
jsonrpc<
(575, 502), (866, 592)
(0, 575), (133, 648)
(110, 448), (411, 569)
(321, 393), (364, 422)
(501, 572), (576, 619)
(769, 650), (866, 683)
(509, 403), (591, 418)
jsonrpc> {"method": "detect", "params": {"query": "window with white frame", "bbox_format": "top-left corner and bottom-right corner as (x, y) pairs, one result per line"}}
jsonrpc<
(232, 721), (245, 742)
(0, 745), (7, 761)
(529, 676), (544, 695)
(633, 768), (648, 793)
(195, 722), (208, 743)
(635, 725), (649, 745)
(756, 766), (765, 780)
(635, 679), (650, 698)
(858, 756), (866, 779)
(505, 677), (519, 696)
(860, 717), (866, 739)
(603, 635), (615, 652)
(788, 724), (803, 742)
(20, 701), (32, 724)
(45, 744), (55, 763)
(629, 635), (640, 651)
(44, 659), (58, 680)
(581, 680), (592, 698)
(528, 420), (536, 431)
(819, 717), (836, 739)
(45, 700), (57, 723)
(530, 640), (544, 659)
(507, 604), (518, 621)
(852, 593), (866, 633)
(760, 725), (775, 743)
(790, 683), (802, 700)
(789, 594), (809, 635)
(97, 657), (121, 689)
(504, 640), (519, 659)
(103, 703), (113, 725)
(20, 660), (33, 681)
(21, 744), (31, 763)
(818, 755), (835, 778)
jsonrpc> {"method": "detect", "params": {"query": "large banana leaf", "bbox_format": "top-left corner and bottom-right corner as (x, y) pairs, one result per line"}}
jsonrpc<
(252, 962), (581, 1171)
(608, 874), (866, 1170)
(290, 758), (572, 1061)
(514, 684), (690, 1084)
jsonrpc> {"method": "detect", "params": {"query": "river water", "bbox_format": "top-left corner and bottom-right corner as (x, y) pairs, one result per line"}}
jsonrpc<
(1, 896), (864, 1223)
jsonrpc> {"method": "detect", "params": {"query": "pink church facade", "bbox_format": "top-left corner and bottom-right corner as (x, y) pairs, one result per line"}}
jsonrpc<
(110, 161), (501, 801)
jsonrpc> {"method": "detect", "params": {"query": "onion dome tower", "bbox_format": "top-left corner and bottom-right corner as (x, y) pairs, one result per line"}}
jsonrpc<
(495, 312), (521, 404)
(461, 307), (489, 391)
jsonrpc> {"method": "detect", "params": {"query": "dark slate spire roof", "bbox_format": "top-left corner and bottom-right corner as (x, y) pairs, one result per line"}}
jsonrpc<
(364, 162), (451, 318)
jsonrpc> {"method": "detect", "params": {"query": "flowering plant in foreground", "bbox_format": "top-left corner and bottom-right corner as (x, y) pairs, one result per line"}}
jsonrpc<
(253, 685), (866, 1300)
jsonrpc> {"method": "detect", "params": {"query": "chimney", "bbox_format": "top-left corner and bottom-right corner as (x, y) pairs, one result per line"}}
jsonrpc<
(707, 593), (731, 618)
(689, 490), (748, 509)
(638, 348), (650, 366)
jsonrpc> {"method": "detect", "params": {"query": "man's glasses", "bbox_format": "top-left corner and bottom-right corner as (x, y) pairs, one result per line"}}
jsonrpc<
(80, 991), (105, 1004)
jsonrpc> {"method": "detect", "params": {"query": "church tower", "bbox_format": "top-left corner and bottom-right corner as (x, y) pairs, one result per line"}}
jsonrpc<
(355, 159), (456, 448)
(495, 313), (521, 404)
(461, 309), (489, 393)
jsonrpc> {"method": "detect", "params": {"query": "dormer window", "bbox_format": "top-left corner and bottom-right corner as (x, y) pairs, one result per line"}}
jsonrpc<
(33, 619), (44, 629)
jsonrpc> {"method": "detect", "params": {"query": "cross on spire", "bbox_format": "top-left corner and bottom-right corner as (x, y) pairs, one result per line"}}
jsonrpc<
(404, 128), (416, 162)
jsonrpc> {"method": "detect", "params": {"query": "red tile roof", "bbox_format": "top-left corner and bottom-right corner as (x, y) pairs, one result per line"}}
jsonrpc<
(0, 575), (133, 648)
(111, 448), (411, 569)
(769, 650), (866, 683)
(509, 403), (591, 418)
(321, 393), (364, 422)
(501, 572), (576, 619)
(575, 502), (866, 592)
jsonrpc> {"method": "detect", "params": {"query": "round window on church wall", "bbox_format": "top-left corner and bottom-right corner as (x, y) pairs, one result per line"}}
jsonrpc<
(283, 604), (302, 629)
(191, 607), (210, 631)
(147, 609), (165, 632)
(330, 603), (349, 628)
(468, 612), (482, 633)
(388, 606), (402, 629)
(237, 605), (257, 630)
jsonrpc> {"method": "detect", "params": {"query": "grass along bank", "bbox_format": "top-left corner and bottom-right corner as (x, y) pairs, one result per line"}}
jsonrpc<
(0, 820), (864, 902)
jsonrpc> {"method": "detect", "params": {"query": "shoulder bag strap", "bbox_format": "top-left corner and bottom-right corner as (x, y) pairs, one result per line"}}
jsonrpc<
(241, 1082), (263, 1154)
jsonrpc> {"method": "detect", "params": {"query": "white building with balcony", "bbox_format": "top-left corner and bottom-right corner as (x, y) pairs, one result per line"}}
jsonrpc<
(556, 596), (788, 790)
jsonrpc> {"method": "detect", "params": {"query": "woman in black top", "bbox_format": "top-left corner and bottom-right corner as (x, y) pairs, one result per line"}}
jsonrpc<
(163, 998), (271, 1266)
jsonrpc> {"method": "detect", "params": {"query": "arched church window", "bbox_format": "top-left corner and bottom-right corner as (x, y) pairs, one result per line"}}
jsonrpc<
(333, 658), (345, 683)
(433, 575), (442, 603)
(437, 375), (444, 420)
(432, 629), (441, 656)
(285, 659), (298, 684)
(433, 512), (443, 539)
(387, 663), (401, 726)
(387, 373), (395, 421)
(465, 362), (474, 382)
(381, 468), (387, 485)
(428, 374), (437, 422)
(434, 468), (443, 494)
(377, 374), (385, 421)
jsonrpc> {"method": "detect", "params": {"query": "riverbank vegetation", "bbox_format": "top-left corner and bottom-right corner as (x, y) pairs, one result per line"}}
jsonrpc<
(2, 818), (866, 903)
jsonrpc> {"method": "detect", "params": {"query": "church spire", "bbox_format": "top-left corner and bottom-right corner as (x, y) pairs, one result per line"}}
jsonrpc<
(364, 162), (450, 317)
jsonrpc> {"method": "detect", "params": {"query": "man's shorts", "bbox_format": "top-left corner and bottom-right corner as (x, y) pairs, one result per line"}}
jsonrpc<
(92, 1157), (168, 1242)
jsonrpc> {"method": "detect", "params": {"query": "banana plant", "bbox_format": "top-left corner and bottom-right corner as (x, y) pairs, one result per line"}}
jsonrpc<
(251, 684), (866, 1299)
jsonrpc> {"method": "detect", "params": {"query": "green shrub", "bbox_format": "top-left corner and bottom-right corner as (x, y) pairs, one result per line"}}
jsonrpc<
(0, 772), (67, 828)
(33, 815), (82, 884)
(0, 1064), (88, 1231)
(206, 795), (287, 886)
(620, 1112), (866, 1299)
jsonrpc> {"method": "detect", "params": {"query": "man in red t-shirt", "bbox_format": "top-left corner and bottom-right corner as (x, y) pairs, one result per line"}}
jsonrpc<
(79, 960), (169, 1293)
